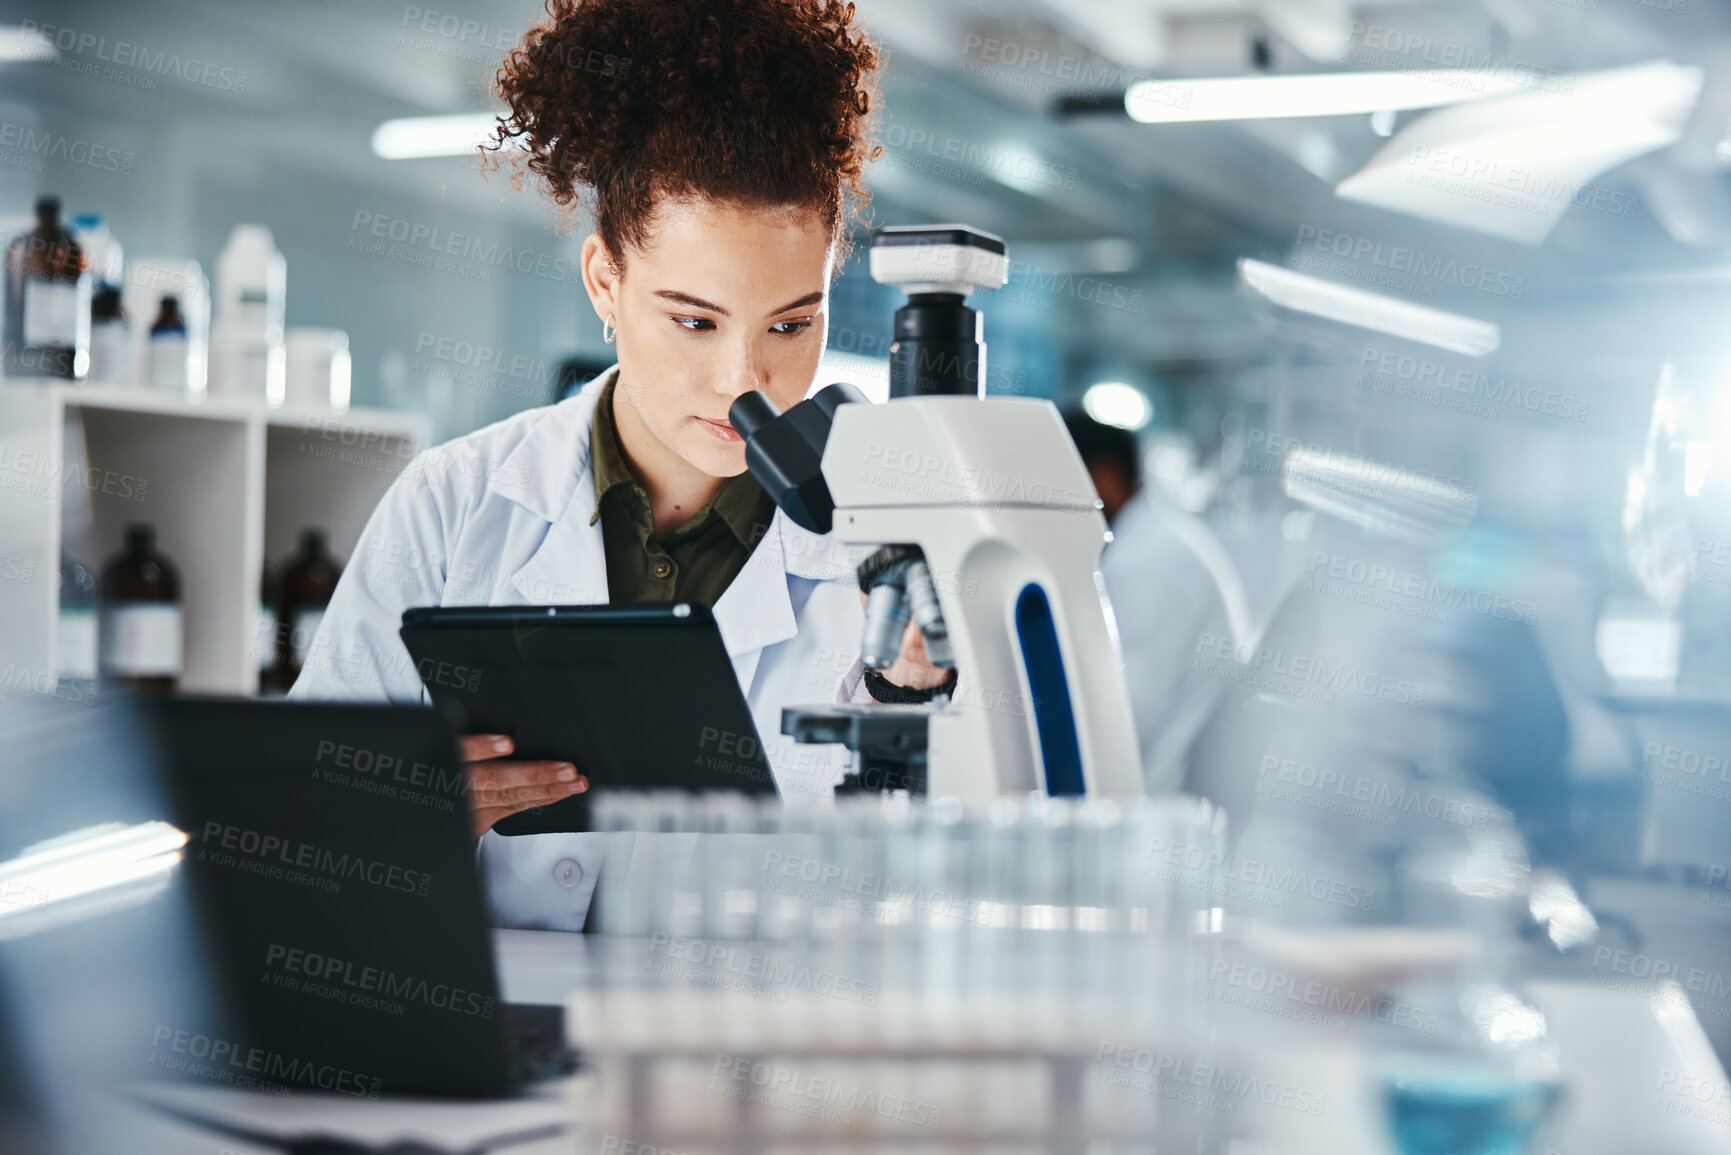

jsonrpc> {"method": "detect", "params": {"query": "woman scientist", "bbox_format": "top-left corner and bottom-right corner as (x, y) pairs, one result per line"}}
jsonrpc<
(289, 0), (951, 929)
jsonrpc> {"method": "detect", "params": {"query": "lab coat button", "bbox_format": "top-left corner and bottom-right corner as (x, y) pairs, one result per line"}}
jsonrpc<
(553, 858), (584, 887)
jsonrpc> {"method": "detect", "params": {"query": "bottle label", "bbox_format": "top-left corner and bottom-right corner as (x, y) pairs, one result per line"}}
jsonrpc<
(150, 335), (189, 391)
(89, 324), (133, 386)
(255, 605), (278, 672)
(291, 607), (326, 664)
(100, 603), (184, 677)
(23, 281), (79, 347)
(56, 606), (98, 681)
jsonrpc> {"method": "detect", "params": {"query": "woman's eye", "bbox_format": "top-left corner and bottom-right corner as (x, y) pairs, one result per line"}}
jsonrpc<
(771, 320), (813, 336)
(672, 316), (715, 332)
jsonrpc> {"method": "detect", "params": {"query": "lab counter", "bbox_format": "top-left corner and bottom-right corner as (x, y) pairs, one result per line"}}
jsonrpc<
(102, 929), (1731, 1155)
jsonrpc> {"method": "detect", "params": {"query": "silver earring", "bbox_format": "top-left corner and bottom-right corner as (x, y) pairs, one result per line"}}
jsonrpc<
(602, 315), (616, 344)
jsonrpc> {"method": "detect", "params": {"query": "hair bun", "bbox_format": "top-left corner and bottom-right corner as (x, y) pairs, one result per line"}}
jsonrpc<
(488, 0), (881, 259)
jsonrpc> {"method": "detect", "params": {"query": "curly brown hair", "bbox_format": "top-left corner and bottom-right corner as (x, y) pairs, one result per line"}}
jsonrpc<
(487, 0), (882, 266)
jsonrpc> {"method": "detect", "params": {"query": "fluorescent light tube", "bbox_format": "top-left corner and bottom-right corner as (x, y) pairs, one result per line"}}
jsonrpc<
(372, 113), (498, 160)
(1126, 70), (1527, 124)
(0, 821), (186, 934)
(1238, 257), (1500, 356)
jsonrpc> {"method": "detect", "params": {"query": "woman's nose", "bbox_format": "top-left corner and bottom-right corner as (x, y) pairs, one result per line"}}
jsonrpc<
(716, 345), (766, 400)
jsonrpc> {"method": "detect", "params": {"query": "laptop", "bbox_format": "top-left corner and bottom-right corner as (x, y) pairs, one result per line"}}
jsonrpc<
(142, 696), (575, 1099)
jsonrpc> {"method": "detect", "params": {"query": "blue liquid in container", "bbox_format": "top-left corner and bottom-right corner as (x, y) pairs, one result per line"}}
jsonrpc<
(1385, 1071), (1558, 1155)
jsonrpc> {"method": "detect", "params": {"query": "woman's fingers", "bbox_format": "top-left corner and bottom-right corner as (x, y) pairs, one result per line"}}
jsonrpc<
(473, 758), (582, 788)
(463, 758), (588, 834)
(460, 733), (515, 762)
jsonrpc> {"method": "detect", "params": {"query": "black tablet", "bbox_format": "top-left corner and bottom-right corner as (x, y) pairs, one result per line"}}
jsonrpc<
(399, 604), (777, 836)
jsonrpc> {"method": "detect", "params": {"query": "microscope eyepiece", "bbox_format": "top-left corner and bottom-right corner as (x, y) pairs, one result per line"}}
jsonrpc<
(727, 391), (780, 441)
(727, 383), (868, 534)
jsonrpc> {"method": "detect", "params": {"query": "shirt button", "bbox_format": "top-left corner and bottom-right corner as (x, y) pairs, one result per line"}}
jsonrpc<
(652, 558), (673, 579)
(553, 858), (584, 887)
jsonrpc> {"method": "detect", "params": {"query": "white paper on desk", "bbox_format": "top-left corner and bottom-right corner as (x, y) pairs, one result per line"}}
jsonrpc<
(131, 1079), (575, 1152)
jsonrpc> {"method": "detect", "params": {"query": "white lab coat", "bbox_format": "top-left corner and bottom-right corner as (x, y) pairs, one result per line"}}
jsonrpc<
(1099, 488), (1249, 794)
(289, 367), (863, 930)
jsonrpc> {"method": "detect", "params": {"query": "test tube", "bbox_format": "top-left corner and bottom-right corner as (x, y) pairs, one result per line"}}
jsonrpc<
(698, 791), (761, 941)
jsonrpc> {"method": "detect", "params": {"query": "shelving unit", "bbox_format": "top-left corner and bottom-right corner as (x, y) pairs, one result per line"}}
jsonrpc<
(0, 381), (429, 695)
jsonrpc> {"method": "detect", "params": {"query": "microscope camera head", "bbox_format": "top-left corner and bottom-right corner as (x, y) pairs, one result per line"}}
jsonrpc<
(869, 225), (1008, 399)
(869, 224), (1009, 297)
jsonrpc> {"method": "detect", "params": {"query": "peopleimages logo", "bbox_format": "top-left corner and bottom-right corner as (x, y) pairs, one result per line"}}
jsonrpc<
(1142, 835), (1376, 911)
(264, 943), (497, 1019)
(349, 211), (579, 284)
(1304, 548), (1540, 626)
(647, 933), (879, 1005)
(1256, 754), (1492, 830)
(197, 820), (432, 897)
(1193, 633), (1428, 707)
(1093, 1041), (1329, 1115)
(1357, 347), (1589, 424)
(0, 122), (134, 175)
(21, 20), (249, 93)
(710, 1054), (944, 1129)
(859, 441), (1095, 508)
(1295, 226), (1526, 299)
(150, 1025), (382, 1098)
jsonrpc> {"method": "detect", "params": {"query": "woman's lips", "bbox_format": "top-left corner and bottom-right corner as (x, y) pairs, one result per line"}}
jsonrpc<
(698, 417), (743, 443)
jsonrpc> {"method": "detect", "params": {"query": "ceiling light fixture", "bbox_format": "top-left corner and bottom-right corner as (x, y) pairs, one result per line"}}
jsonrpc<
(1125, 70), (1527, 124)
(1083, 382), (1152, 430)
(371, 113), (498, 160)
(1239, 257), (1500, 356)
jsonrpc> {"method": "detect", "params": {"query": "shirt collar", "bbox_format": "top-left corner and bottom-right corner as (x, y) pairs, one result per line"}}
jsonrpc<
(587, 374), (641, 526)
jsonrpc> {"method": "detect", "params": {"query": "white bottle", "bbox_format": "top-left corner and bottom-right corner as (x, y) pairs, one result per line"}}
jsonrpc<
(284, 327), (351, 411)
(210, 224), (286, 404)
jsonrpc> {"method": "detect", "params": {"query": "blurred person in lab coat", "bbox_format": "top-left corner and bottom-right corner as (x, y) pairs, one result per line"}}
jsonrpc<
(1064, 413), (1251, 793)
(290, 0), (952, 931)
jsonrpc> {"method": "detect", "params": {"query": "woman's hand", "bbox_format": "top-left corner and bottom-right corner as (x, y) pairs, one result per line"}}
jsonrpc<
(460, 734), (588, 838)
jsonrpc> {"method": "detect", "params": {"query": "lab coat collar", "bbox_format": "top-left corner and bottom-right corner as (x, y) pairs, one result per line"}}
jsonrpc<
(494, 367), (857, 664)
(499, 369), (610, 605)
(489, 367), (611, 523)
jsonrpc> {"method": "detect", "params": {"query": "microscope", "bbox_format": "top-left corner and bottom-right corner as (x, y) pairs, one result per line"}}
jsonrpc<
(728, 225), (1143, 802)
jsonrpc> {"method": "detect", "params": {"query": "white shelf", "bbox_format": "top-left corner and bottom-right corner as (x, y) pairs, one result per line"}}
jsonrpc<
(0, 379), (430, 696)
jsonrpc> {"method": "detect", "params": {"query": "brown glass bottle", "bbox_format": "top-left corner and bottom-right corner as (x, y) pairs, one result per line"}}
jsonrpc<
(99, 524), (183, 694)
(4, 196), (90, 379)
(276, 529), (342, 690)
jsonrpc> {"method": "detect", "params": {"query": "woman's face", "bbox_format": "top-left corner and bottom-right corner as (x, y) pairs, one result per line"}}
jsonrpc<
(581, 198), (833, 480)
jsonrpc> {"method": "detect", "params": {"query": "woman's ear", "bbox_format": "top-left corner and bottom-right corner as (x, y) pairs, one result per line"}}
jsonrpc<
(580, 233), (621, 325)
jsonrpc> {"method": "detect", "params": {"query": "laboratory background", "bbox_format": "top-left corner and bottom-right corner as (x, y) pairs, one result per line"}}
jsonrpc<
(2, 0), (1731, 1152)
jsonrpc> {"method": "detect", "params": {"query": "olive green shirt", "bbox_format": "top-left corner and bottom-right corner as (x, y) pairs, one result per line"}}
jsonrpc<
(589, 376), (778, 605)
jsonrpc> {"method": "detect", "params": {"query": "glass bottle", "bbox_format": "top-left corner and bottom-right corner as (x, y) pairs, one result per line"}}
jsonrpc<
(99, 524), (183, 693)
(4, 196), (91, 380)
(275, 529), (341, 689)
(1373, 823), (1562, 1155)
(87, 286), (129, 387)
(56, 556), (100, 699)
(148, 296), (189, 393)
(73, 213), (126, 386)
